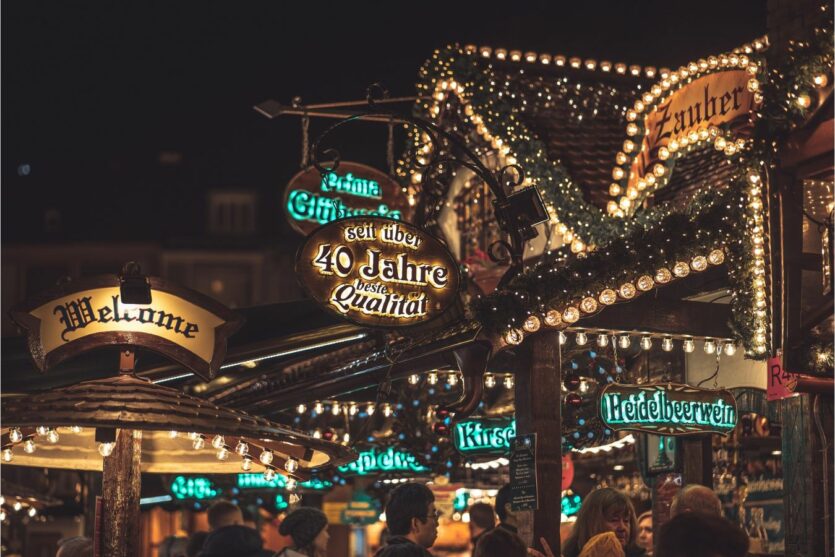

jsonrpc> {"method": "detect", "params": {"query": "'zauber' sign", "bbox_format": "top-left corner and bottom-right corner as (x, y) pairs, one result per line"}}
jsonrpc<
(296, 217), (460, 328)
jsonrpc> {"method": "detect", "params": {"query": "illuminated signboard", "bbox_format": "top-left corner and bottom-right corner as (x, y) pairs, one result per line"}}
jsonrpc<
(453, 418), (516, 455)
(11, 275), (242, 381)
(296, 217), (460, 328)
(599, 383), (737, 436)
(562, 493), (582, 517)
(170, 476), (219, 500)
(337, 447), (429, 476)
(284, 162), (410, 236)
(236, 474), (332, 491)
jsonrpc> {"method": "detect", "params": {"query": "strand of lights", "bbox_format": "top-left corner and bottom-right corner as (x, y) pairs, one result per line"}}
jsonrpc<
(608, 50), (764, 216)
(464, 457), (510, 470)
(301, 401), (396, 417)
(561, 329), (737, 355)
(572, 434), (636, 454)
(482, 373), (515, 390)
(502, 247), (727, 347)
(743, 169), (771, 355)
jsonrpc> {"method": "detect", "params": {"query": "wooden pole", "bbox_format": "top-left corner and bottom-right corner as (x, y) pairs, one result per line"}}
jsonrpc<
(101, 350), (142, 557)
(515, 330), (562, 553)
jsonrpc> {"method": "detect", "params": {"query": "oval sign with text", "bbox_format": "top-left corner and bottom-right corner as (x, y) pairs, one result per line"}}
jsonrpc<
(296, 217), (460, 328)
(283, 162), (411, 236)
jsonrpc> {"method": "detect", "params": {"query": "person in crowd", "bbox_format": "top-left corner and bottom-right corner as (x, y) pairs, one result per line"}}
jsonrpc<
(159, 536), (188, 557)
(562, 487), (645, 557)
(472, 526), (527, 557)
(636, 511), (653, 555)
(468, 502), (497, 547)
(494, 484), (520, 534)
(198, 500), (272, 557)
(375, 482), (438, 556)
(669, 485), (722, 517)
(186, 532), (209, 557)
(275, 507), (330, 557)
(55, 536), (93, 557)
(242, 507), (259, 530)
(655, 512), (749, 557)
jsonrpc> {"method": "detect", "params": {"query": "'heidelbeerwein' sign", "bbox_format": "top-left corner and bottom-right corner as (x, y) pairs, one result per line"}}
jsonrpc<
(337, 447), (429, 476)
(11, 275), (242, 381)
(296, 216), (460, 327)
(627, 70), (757, 194)
(284, 162), (410, 236)
(599, 383), (737, 436)
(453, 418), (516, 456)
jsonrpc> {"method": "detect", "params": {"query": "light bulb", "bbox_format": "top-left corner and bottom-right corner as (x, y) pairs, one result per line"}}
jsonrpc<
(212, 435), (225, 450)
(296, 404), (307, 414)
(286, 478), (298, 492)
(0, 511), (5, 521)
(35, 426), (48, 436)
(285, 457), (299, 473)
(9, 428), (22, 443)
(724, 343), (737, 356)
(576, 332), (588, 346)
(260, 450), (274, 465)
(216, 447), (230, 461)
(46, 429), (59, 444)
(640, 336), (652, 350)
(704, 340), (716, 354)
(484, 374), (496, 389)
(408, 374), (420, 385)
(2, 448), (12, 462)
(235, 441), (249, 456)
(13, 502), (22, 512)
(559, 331), (567, 345)
(168, 430), (179, 439)
(366, 404), (375, 416)
(312, 430), (322, 439)
(349, 404), (358, 416)
(428, 372), (439, 385)
(504, 375), (515, 390)
(662, 337), (674, 352)
(382, 404), (393, 417)
(98, 442), (115, 457)
(447, 373), (459, 386)
(331, 403), (341, 416)
(192, 436), (205, 450)
(597, 333), (609, 347)
(241, 457), (253, 471)
(264, 468), (276, 481)
(187, 432), (199, 440)
(23, 439), (36, 454)
(343, 432), (351, 443)
(27, 507), (36, 518)
(618, 335), (631, 349)
(70, 426), (83, 434)
(683, 339), (695, 353)
(314, 402), (324, 414)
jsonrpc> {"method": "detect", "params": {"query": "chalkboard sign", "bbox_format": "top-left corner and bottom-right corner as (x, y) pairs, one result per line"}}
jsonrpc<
(509, 434), (538, 511)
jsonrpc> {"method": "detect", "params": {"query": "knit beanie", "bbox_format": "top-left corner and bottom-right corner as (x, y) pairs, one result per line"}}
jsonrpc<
(279, 507), (328, 549)
(578, 532), (625, 557)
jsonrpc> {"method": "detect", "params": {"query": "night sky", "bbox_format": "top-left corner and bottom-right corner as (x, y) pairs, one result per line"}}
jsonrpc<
(3, 1), (767, 243)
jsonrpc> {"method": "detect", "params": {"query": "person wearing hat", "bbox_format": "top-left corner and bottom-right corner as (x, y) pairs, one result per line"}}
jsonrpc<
(275, 507), (330, 557)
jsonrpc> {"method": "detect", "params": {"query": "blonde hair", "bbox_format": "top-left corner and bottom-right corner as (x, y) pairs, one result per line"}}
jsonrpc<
(562, 488), (639, 556)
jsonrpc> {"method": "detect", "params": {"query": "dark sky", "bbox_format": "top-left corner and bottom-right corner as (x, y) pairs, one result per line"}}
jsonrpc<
(2, 1), (767, 243)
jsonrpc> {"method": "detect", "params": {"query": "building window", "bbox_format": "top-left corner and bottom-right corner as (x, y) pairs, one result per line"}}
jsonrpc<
(208, 191), (256, 236)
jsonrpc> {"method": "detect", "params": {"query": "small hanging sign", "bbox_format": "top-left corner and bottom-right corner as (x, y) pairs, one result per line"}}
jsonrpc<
(599, 382), (737, 436)
(767, 355), (797, 401)
(11, 274), (243, 381)
(453, 417), (516, 456)
(509, 433), (538, 511)
(296, 216), (460, 328)
(336, 447), (429, 476)
(284, 162), (410, 236)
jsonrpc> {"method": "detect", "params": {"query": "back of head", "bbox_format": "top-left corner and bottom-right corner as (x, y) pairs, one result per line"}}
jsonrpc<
(468, 502), (497, 531)
(186, 531), (209, 557)
(656, 512), (749, 557)
(159, 536), (188, 557)
(562, 487), (637, 554)
(56, 537), (93, 557)
(473, 527), (527, 557)
(279, 507), (328, 549)
(207, 500), (243, 530)
(385, 482), (435, 536)
(375, 543), (428, 557)
(670, 485), (722, 517)
(494, 484), (512, 523)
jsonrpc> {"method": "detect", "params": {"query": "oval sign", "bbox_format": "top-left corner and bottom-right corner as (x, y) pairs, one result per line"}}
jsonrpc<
(296, 217), (460, 328)
(283, 162), (411, 236)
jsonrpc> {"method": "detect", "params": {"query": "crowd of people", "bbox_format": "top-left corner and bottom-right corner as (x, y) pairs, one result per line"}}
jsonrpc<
(51, 481), (752, 557)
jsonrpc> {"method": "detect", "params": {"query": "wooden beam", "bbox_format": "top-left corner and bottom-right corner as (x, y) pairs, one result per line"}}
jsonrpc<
(577, 298), (733, 338)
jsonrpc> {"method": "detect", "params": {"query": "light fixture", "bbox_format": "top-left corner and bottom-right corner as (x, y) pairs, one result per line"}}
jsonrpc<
(241, 457), (253, 471)
(613, 464), (625, 471)
(484, 374), (497, 389)
(285, 457), (299, 473)
(662, 337), (674, 352)
(447, 373), (459, 386)
(503, 375), (515, 390)
(331, 403), (341, 416)
(428, 372), (439, 385)
(9, 428), (22, 443)
(683, 338), (695, 353)
(211, 435), (225, 450)
(724, 342), (737, 356)
(27, 507), (36, 518)
(704, 339), (716, 354)
(264, 467), (276, 481)
(259, 450), (274, 465)
(349, 404), (358, 416)
(168, 430), (179, 439)
(98, 442), (116, 457)
(408, 374), (420, 385)
(618, 335), (631, 349)
(46, 429), (59, 444)
(2, 448), (12, 462)
(35, 426), (48, 436)
(597, 333), (609, 347)
(640, 336), (652, 350)
(192, 435), (205, 450)
(235, 441), (249, 456)
(296, 404), (307, 414)
(576, 332), (588, 346)
(216, 447), (229, 461)
(366, 404), (375, 416)
(23, 439), (36, 454)
(314, 402), (323, 414)
(382, 404), (393, 418)
(559, 331), (567, 345)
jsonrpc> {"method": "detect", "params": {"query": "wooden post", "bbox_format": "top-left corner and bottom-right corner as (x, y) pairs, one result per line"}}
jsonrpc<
(515, 331), (562, 553)
(681, 437), (713, 487)
(101, 350), (143, 557)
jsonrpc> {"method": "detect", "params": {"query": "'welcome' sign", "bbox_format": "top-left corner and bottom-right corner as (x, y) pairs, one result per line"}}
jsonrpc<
(599, 383), (737, 436)
(296, 217), (460, 328)
(11, 275), (243, 380)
